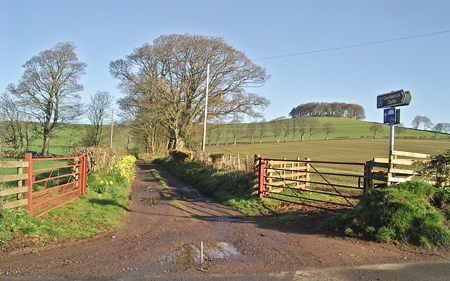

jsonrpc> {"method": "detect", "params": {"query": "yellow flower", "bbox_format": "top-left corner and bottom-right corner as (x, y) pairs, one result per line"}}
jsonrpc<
(110, 181), (113, 185)
(100, 180), (104, 184)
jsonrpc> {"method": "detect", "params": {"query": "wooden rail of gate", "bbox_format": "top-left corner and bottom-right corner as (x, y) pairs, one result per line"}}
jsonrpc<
(0, 153), (87, 217)
(258, 157), (367, 212)
(365, 150), (432, 187)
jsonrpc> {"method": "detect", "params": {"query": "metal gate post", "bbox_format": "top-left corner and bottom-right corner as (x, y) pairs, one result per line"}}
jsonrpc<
(258, 157), (266, 199)
(24, 153), (33, 213)
(80, 154), (87, 194)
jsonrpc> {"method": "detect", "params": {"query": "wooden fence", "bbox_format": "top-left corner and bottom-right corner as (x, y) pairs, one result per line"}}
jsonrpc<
(0, 153), (87, 217)
(365, 150), (431, 187)
(0, 160), (29, 209)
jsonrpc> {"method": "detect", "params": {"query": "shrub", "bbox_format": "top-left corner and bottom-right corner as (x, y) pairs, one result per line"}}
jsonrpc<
(169, 149), (192, 162)
(210, 153), (224, 163)
(421, 149), (450, 188)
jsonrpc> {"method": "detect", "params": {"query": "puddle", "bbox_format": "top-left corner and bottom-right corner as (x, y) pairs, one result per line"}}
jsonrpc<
(157, 241), (240, 265)
(141, 198), (160, 206)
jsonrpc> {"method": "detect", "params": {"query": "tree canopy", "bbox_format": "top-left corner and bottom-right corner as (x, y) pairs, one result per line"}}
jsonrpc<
(110, 34), (270, 150)
(289, 102), (365, 120)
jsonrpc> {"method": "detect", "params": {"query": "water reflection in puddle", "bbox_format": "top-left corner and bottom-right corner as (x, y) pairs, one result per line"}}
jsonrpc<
(157, 241), (239, 265)
(141, 198), (160, 206)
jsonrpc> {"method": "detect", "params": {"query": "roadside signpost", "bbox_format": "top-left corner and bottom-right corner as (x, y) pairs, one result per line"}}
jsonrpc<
(383, 108), (396, 124)
(377, 90), (412, 109)
(377, 90), (412, 184)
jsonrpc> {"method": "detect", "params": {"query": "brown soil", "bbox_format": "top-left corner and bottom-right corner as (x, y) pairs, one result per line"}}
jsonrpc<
(0, 160), (448, 280)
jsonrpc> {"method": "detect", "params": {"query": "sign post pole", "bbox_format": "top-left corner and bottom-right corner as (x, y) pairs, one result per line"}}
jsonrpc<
(389, 123), (395, 159)
(377, 89), (412, 186)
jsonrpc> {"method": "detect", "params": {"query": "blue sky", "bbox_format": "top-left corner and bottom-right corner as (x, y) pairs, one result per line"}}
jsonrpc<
(1, 0), (449, 127)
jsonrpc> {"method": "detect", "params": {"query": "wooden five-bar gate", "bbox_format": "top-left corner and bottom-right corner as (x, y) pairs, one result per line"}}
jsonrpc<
(257, 150), (433, 212)
(0, 153), (87, 217)
(258, 157), (368, 212)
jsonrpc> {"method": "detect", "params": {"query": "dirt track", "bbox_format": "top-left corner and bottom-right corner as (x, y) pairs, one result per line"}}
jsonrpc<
(0, 160), (448, 280)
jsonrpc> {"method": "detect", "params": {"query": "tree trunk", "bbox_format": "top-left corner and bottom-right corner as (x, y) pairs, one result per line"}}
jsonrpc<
(42, 133), (50, 157)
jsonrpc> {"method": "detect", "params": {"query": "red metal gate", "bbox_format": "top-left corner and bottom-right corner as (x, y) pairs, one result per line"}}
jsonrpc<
(24, 153), (87, 217)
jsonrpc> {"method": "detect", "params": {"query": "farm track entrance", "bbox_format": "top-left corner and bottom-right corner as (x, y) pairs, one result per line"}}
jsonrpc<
(258, 157), (367, 212)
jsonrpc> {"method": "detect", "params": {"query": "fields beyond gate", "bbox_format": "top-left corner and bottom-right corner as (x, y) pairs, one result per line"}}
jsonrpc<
(206, 138), (449, 212)
(205, 138), (449, 163)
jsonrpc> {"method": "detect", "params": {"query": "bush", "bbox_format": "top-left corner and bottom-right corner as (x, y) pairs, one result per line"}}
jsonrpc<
(432, 187), (450, 208)
(210, 153), (224, 163)
(169, 149), (192, 162)
(319, 181), (450, 246)
(422, 149), (450, 188)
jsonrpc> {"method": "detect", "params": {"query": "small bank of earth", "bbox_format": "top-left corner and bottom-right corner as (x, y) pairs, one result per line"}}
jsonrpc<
(0, 160), (449, 280)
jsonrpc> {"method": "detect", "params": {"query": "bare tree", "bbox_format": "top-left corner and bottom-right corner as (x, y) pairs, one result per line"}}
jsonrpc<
(411, 116), (421, 129)
(422, 116), (433, 130)
(230, 115), (243, 145)
(307, 117), (320, 141)
(258, 121), (266, 143)
(270, 117), (285, 143)
(293, 116), (309, 141)
(323, 122), (335, 140)
(281, 118), (291, 142)
(396, 123), (406, 138)
(0, 93), (26, 150)
(247, 121), (259, 144)
(110, 34), (270, 150)
(7, 42), (86, 156)
(85, 91), (113, 146)
(432, 123), (450, 138)
(369, 123), (384, 139)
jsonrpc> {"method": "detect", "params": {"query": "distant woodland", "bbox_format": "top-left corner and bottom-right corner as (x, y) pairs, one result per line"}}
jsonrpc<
(289, 102), (366, 120)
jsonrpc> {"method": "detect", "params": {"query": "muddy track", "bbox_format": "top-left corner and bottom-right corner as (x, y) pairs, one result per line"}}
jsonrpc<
(0, 160), (448, 280)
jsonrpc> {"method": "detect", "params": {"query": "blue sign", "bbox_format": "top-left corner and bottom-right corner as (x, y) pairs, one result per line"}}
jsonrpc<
(384, 108), (396, 124)
(377, 97), (383, 108)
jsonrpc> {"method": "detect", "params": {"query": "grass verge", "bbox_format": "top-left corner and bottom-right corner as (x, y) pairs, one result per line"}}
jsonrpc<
(0, 156), (136, 247)
(155, 158), (279, 215)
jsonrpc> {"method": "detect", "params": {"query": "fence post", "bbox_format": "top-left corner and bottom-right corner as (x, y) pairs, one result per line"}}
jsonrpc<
(24, 153), (33, 213)
(258, 157), (266, 199)
(305, 158), (311, 188)
(363, 161), (369, 192)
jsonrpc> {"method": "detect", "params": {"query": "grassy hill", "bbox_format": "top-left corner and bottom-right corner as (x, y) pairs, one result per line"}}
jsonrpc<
(2, 117), (448, 157)
(208, 117), (448, 145)
(204, 138), (449, 163)
(204, 117), (449, 162)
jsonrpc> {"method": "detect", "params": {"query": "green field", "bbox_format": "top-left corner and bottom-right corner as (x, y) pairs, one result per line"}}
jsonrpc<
(2, 117), (449, 157)
(208, 117), (449, 145)
(205, 138), (450, 163)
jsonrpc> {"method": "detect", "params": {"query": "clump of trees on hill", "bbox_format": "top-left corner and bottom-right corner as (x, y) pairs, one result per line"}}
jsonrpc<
(289, 102), (365, 120)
